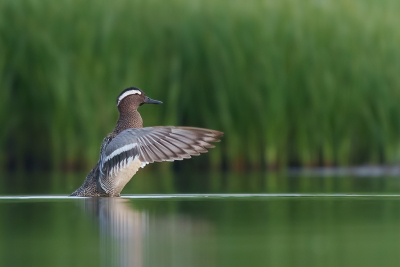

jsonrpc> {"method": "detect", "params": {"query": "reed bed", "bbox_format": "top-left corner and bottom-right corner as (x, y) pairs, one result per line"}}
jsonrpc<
(1, 0), (400, 170)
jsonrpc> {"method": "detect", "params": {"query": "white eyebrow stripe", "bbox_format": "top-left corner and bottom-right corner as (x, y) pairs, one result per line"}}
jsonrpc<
(117, 90), (142, 105)
(104, 143), (137, 162)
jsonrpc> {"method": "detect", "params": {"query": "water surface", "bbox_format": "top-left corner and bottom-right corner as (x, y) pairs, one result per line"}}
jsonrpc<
(1, 172), (400, 267)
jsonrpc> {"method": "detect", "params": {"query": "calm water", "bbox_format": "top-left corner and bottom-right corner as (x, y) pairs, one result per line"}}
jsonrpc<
(1, 171), (400, 267)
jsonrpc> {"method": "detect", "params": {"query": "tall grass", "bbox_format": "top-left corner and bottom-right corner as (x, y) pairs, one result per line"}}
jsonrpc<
(1, 0), (400, 170)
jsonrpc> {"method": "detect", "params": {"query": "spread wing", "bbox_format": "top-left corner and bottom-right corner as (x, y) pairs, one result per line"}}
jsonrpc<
(99, 126), (223, 178)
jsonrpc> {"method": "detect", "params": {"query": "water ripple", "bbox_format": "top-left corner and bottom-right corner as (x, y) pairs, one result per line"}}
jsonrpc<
(0, 193), (400, 200)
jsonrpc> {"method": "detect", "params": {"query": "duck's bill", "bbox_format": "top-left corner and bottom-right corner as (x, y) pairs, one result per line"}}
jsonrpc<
(144, 96), (163, 104)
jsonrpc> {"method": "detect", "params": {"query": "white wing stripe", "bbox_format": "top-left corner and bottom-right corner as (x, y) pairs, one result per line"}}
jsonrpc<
(104, 143), (137, 162)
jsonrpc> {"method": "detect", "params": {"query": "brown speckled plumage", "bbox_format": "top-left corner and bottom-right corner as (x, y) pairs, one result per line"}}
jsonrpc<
(71, 87), (223, 197)
(71, 90), (144, 197)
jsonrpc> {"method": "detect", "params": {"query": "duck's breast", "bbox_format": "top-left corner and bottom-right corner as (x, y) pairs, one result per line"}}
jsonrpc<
(113, 157), (142, 194)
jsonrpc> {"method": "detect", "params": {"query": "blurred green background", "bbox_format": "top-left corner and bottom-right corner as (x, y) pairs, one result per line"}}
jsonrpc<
(2, 0), (400, 172)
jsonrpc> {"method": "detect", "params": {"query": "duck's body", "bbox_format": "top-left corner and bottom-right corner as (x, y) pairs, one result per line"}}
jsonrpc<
(71, 87), (223, 197)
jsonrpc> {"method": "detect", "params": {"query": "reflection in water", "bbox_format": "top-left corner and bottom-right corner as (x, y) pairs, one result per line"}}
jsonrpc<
(83, 198), (146, 267)
(3, 193), (400, 267)
(81, 198), (214, 267)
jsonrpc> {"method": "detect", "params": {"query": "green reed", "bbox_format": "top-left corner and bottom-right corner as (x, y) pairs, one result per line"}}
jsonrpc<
(1, 0), (400, 170)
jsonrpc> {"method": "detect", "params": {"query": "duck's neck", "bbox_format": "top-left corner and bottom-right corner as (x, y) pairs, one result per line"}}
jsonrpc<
(113, 110), (143, 134)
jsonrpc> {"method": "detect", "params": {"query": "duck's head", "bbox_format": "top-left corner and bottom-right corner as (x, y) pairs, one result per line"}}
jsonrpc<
(116, 87), (162, 113)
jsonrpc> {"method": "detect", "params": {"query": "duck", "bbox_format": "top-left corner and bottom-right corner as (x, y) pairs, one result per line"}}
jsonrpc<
(71, 87), (223, 197)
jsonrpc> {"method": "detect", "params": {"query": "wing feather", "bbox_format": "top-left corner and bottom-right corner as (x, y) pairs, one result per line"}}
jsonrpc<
(99, 126), (223, 178)
(140, 135), (163, 162)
